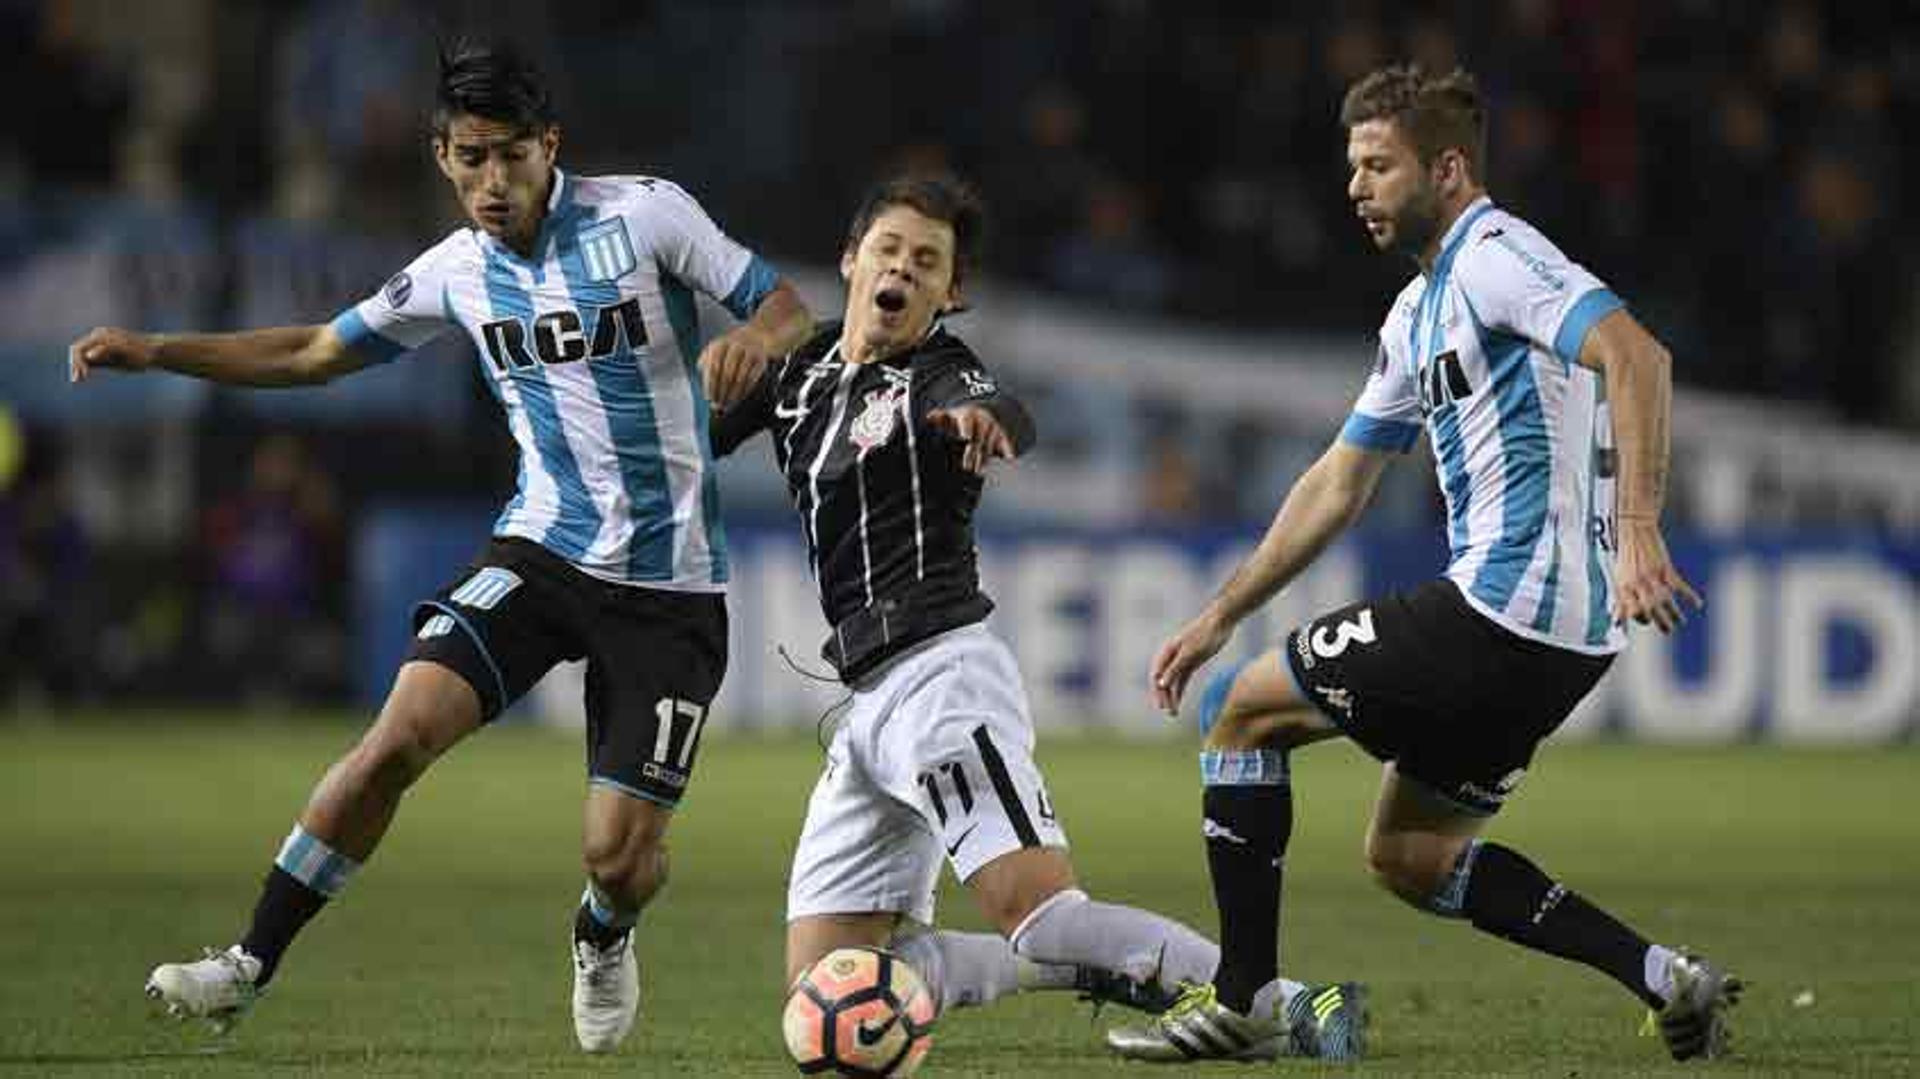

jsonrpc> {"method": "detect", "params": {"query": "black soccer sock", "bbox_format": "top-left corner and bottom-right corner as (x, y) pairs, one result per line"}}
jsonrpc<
(1460, 842), (1662, 1008)
(573, 901), (631, 950)
(239, 866), (329, 988)
(574, 883), (637, 949)
(1199, 750), (1292, 1015)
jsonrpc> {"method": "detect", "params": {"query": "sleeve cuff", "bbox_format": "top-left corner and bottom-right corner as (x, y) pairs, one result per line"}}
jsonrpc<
(1340, 413), (1421, 453)
(1551, 288), (1624, 365)
(721, 255), (781, 321)
(329, 309), (406, 365)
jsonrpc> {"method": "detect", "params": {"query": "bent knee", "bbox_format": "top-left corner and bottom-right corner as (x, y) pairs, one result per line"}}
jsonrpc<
(350, 715), (445, 791)
(583, 819), (670, 891)
(1199, 652), (1325, 751)
(1363, 835), (1457, 904)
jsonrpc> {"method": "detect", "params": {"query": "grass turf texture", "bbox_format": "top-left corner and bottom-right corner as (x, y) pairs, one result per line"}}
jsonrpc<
(0, 719), (1914, 1077)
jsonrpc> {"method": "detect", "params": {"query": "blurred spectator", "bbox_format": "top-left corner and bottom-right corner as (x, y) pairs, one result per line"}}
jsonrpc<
(273, 0), (435, 235)
(0, 0), (132, 195)
(1048, 176), (1173, 309)
(0, 412), (92, 705)
(1138, 432), (1208, 524)
(986, 83), (1103, 274)
(199, 434), (345, 706)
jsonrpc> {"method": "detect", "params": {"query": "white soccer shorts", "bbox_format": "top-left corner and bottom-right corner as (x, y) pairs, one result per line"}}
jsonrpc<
(785, 623), (1069, 926)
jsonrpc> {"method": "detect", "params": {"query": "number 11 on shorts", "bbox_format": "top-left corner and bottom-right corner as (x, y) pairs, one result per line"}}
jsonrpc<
(652, 698), (708, 769)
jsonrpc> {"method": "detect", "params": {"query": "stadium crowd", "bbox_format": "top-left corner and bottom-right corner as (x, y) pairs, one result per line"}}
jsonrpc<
(9, 0), (1916, 421)
(4, 0), (1917, 707)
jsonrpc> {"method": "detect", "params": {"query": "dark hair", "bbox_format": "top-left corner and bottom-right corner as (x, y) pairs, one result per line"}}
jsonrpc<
(432, 40), (556, 138)
(1340, 64), (1486, 181)
(843, 174), (986, 286)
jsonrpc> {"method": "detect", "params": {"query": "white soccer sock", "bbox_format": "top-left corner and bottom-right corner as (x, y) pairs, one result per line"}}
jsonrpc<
(889, 929), (1024, 1014)
(1644, 944), (1678, 1004)
(1007, 888), (1221, 992)
(1249, 976), (1312, 1021)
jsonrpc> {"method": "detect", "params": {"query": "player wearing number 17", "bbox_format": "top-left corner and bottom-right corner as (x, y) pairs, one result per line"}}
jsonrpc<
(1108, 65), (1740, 1065)
(67, 42), (812, 1052)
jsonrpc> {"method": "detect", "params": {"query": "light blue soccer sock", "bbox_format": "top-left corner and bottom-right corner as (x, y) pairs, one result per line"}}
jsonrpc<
(576, 882), (637, 948)
(273, 824), (362, 898)
(241, 825), (361, 985)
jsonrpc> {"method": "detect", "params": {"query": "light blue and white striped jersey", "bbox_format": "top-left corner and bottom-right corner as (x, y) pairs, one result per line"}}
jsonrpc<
(1341, 197), (1627, 654)
(330, 170), (780, 590)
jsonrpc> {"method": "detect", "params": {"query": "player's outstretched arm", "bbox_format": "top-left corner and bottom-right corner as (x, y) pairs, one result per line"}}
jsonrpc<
(1576, 310), (1703, 634)
(68, 324), (368, 388)
(700, 279), (813, 409)
(1150, 441), (1388, 714)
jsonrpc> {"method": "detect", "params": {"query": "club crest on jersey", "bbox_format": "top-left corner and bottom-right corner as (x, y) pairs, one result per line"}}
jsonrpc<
(850, 385), (905, 453)
(383, 272), (412, 309)
(578, 218), (637, 282)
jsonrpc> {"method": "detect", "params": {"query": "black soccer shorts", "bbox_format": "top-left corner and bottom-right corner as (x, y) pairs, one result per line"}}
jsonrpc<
(1282, 578), (1611, 815)
(405, 537), (727, 807)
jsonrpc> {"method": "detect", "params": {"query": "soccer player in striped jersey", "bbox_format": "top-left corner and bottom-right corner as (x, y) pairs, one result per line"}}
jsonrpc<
(710, 175), (1221, 1031)
(67, 42), (812, 1052)
(1109, 65), (1739, 1064)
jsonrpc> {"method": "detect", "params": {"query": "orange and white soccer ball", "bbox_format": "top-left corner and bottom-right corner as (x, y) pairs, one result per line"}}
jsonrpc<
(783, 946), (936, 1077)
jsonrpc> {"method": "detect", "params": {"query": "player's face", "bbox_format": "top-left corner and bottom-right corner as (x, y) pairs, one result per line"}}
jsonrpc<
(1347, 119), (1443, 259)
(435, 115), (560, 250)
(840, 205), (960, 356)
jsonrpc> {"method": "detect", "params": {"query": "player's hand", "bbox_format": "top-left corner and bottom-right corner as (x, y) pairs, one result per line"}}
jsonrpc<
(698, 327), (774, 411)
(68, 327), (158, 383)
(1611, 517), (1702, 634)
(1149, 610), (1233, 716)
(926, 405), (1014, 474)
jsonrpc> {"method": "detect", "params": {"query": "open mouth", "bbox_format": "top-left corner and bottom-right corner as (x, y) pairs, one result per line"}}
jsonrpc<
(875, 287), (908, 313)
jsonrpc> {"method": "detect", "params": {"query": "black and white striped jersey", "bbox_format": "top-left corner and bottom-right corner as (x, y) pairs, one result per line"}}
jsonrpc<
(711, 321), (1036, 682)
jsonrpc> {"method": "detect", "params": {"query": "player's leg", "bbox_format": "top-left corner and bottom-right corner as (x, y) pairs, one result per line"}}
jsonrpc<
(568, 586), (726, 1052)
(147, 542), (573, 1031)
(1191, 648), (1342, 1020)
(782, 705), (1036, 1015)
(1102, 648), (1372, 1062)
(145, 660), (483, 1030)
(1366, 762), (1739, 1059)
(893, 632), (1218, 1008)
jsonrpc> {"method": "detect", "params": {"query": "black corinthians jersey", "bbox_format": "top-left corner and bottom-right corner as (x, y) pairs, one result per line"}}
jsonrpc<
(711, 321), (1035, 682)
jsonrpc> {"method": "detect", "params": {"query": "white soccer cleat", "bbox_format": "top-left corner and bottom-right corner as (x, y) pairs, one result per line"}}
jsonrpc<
(145, 946), (262, 1035)
(1654, 951), (1742, 1061)
(572, 933), (639, 1053)
(1104, 983), (1284, 1062)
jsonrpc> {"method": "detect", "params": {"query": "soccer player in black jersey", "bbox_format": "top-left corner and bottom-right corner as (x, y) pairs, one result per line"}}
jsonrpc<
(708, 175), (1229, 1030)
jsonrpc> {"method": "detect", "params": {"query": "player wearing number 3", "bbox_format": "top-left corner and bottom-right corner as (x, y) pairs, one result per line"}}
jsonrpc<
(1108, 66), (1740, 1065)
(72, 43), (813, 1052)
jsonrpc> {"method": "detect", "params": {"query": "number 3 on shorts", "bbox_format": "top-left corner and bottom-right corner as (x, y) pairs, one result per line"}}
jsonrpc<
(1310, 609), (1377, 659)
(651, 698), (708, 769)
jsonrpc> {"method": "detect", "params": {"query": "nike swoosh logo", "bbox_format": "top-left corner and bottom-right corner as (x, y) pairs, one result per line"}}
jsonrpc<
(856, 1013), (900, 1046)
(944, 824), (978, 858)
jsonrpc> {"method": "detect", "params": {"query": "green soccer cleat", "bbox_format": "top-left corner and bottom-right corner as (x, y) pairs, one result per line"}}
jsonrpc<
(145, 945), (262, 1036)
(1652, 951), (1742, 1061)
(1285, 981), (1369, 1062)
(1103, 983), (1283, 1062)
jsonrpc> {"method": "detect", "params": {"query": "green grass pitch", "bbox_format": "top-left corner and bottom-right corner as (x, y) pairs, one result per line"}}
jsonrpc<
(1, 718), (1915, 1076)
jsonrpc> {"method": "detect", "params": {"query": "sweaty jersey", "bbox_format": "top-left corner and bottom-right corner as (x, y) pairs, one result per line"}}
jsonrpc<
(1341, 196), (1626, 654)
(330, 170), (779, 589)
(710, 322), (1036, 681)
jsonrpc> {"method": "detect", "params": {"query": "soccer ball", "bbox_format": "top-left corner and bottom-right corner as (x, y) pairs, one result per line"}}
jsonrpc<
(783, 946), (936, 1076)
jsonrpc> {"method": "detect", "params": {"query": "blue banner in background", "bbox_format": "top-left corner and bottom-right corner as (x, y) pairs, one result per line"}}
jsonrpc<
(358, 507), (1920, 743)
